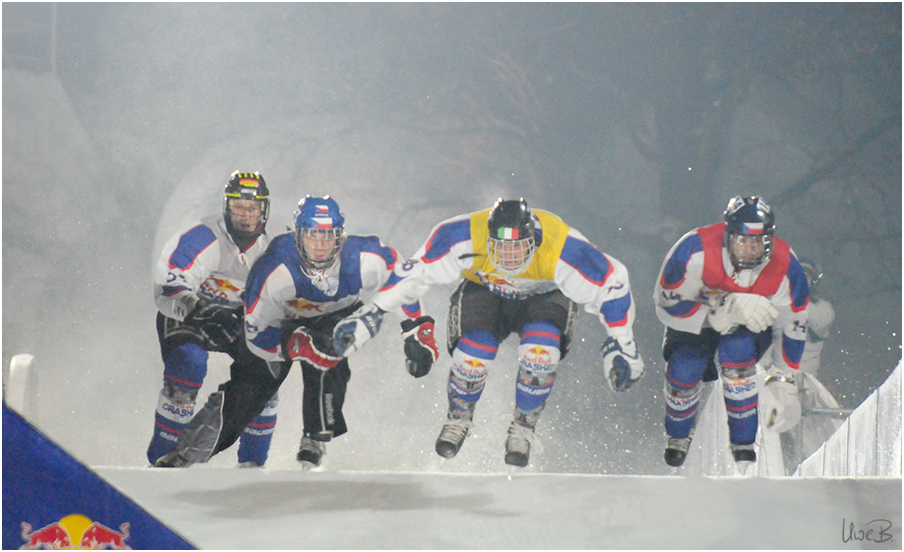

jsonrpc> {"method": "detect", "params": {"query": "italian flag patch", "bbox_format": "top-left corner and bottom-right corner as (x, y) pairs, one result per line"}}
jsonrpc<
(497, 227), (519, 239)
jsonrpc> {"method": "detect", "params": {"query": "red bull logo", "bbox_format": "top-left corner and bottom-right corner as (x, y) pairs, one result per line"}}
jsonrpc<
(288, 299), (323, 313)
(20, 514), (130, 550)
(482, 274), (513, 287)
(527, 346), (549, 357)
(462, 359), (486, 369)
(210, 277), (240, 293)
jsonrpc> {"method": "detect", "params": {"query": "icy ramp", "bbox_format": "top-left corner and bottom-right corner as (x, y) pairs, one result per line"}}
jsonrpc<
(96, 466), (900, 549)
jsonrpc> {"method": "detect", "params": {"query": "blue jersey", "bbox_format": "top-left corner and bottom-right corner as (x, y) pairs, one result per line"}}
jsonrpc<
(244, 233), (419, 361)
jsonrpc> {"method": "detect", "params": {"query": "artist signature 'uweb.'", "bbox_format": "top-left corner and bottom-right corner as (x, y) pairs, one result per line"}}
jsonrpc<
(842, 519), (895, 544)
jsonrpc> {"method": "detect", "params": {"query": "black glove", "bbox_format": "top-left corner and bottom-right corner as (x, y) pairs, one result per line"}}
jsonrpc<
(400, 316), (439, 378)
(185, 298), (244, 348)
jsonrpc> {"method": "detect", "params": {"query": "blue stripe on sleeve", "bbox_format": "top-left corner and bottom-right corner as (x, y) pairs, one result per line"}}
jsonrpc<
(663, 300), (702, 318)
(787, 256), (810, 311)
(250, 325), (283, 356)
(782, 333), (805, 368)
(559, 236), (612, 285)
(601, 293), (631, 326)
(423, 219), (471, 263)
(661, 234), (702, 289)
(168, 225), (217, 270)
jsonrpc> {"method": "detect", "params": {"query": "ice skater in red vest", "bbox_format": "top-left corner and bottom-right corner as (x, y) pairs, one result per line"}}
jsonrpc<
(653, 195), (809, 467)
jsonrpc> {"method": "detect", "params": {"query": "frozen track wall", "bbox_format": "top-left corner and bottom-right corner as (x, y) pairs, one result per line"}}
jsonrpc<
(795, 362), (902, 477)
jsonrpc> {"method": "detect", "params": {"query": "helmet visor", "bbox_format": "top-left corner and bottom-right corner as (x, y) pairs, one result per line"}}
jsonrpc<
(729, 234), (771, 269)
(298, 227), (345, 270)
(488, 236), (535, 276)
(226, 198), (266, 232)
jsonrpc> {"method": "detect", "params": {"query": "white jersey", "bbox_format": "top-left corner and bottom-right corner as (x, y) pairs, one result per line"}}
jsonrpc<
(372, 208), (637, 339)
(653, 222), (809, 372)
(153, 213), (270, 320)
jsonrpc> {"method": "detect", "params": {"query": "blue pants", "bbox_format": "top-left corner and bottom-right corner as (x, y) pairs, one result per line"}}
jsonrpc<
(662, 327), (771, 445)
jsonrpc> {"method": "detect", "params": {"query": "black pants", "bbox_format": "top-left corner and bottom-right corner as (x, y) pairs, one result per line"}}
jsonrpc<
(447, 280), (578, 357)
(208, 302), (361, 457)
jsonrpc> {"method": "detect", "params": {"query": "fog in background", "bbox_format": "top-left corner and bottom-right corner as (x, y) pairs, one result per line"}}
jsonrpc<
(3, 4), (900, 474)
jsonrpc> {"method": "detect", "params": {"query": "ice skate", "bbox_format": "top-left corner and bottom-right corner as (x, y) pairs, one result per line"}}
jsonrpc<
(504, 421), (537, 468)
(297, 434), (326, 469)
(154, 450), (191, 468)
(730, 443), (756, 463)
(435, 418), (473, 459)
(664, 427), (695, 467)
(236, 461), (262, 468)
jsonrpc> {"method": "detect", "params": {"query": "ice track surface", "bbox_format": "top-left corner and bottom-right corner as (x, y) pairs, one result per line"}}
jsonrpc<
(96, 466), (901, 549)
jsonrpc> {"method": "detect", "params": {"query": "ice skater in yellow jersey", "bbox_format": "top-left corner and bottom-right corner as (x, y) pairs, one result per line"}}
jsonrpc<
(332, 198), (646, 468)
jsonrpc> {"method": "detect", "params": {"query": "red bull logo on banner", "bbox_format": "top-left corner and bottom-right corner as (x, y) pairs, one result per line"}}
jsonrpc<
(20, 514), (130, 550)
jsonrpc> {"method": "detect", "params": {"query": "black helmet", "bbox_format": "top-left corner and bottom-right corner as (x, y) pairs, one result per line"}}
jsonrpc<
(486, 198), (536, 276)
(224, 171), (270, 240)
(723, 195), (775, 270)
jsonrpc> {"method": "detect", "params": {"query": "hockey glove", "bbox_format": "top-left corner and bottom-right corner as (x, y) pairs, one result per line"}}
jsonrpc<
(400, 316), (439, 378)
(601, 336), (645, 392)
(285, 327), (342, 371)
(762, 366), (801, 433)
(713, 293), (778, 334)
(332, 305), (385, 357)
(707, 301), (736, 334)
(185, 298), (244, 347)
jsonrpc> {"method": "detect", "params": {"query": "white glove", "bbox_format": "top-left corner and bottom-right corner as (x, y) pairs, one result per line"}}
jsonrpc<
(601, 336), (645, 392)
(762, 367), (802, 433)
(332, 305), (384, 357)
(707, 303), (736, 334)
(712, 293), (778, 334)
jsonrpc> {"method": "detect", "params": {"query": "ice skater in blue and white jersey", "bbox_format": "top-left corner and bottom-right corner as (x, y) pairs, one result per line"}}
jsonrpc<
(147, 171), (278, 468)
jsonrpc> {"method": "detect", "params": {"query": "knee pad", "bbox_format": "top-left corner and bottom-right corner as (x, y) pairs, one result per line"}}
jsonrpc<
(666, 344), (712, 387)
(718, 333), (758, 376)
(163, 343), (209, 396)
(455, 330), (499, 361)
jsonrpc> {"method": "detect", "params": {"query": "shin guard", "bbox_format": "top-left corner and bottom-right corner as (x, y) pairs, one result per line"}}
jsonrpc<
(514, 322), (561, 427)
(447, 331), (497, 418)
(237, 392), (279, 466)
(147, 343), (208, 464)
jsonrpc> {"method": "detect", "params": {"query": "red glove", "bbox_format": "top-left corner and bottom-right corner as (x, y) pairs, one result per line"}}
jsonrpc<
(285, 327), (342, 371)
(400, 316), (439, 378)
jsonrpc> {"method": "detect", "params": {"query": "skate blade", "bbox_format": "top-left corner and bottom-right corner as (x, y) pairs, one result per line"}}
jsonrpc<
(733, 461), (755, 477)
(299, 461), (324, 472)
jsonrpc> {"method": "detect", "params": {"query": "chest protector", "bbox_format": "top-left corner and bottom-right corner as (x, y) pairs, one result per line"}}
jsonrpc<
(463, 209), (570, 284)
(697, 222), (791, 296)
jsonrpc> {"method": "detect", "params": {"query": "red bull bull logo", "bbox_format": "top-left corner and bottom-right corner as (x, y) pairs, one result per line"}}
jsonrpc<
(288, 299), (323, 313)
(20, 514), (130, 550)
(462, 359), (486, 369)
(210, 277), (240, 293)
(527, 346), (549, 357)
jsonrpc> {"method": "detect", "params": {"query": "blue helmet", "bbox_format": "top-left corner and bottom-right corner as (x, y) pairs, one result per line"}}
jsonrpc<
(293, 195), (347, 271)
